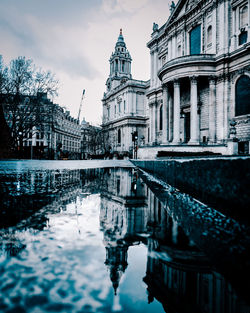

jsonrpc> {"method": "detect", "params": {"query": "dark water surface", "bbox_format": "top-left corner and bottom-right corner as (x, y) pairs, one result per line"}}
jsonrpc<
(0, 160), (249, 313)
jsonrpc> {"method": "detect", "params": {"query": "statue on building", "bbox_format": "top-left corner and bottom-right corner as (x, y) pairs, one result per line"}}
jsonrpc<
(152, 22), (159, 32)
(170, 1), (175, 13)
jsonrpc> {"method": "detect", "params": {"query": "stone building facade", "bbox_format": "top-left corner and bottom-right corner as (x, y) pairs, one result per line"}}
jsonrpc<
(102, 30), (149, 158)
(140, 0), (250, 157)
(80, 118), (102, 159)
(3, 93), (81, 159)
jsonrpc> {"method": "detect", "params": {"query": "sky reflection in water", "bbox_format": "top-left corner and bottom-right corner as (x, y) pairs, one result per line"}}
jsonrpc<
(0, 161), (249, 313)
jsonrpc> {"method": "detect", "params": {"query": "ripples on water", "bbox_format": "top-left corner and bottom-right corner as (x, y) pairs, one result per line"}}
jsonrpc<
(0, 160), (249, 313)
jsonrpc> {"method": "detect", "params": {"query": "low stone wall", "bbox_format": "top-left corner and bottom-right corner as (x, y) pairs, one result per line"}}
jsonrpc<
(137, 145), (229, 159)
(132, 157), (250, 223)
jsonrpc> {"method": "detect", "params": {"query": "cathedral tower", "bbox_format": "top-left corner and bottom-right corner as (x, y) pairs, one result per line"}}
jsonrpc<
(106, 29), (132, 91)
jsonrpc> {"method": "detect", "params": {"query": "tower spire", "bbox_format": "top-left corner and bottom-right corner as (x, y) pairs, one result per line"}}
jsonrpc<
(120, 28), (122, 35)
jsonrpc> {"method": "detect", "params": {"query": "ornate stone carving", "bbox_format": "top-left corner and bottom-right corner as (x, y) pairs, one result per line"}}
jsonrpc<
(208, 75), (217, 84)
(173, 79), (180, 87)
(189, 76), (198, 84)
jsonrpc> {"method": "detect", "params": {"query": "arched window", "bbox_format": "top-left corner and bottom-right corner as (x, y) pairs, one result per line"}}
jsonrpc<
(235, 75), (250, 116)
(159, 105), (163, 130)
(190, 25), (201, 54)
(207, 25), (212, 46)
(240, 5), (248, 27)
(118, 129), (121, 144)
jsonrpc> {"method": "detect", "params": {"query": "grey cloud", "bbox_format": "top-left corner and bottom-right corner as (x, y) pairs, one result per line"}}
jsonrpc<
(0, 1), (101, 80)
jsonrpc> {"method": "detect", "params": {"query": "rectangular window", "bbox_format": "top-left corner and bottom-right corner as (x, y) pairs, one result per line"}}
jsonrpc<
(239, 31), (248, 45)
(190, 25), (201, 55)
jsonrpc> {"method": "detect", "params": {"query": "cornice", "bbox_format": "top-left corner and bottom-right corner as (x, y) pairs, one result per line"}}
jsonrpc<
(102, 115), (148, 128)
(103, 79), (149, 101)
(148, 0), (214, 47)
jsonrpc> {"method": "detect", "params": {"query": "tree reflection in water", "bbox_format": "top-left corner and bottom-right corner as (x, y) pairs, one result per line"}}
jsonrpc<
(0, 164), (249, 313)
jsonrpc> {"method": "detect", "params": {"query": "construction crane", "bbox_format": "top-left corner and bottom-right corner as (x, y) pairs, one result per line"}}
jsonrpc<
(77, 89), (85, 122)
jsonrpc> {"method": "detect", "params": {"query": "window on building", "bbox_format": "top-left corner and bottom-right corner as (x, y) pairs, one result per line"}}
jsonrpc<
(107, 107), (110, 118)
(239, 30), (248, 45)
(115, 59), (118, 71)
(124, 100), (126, 112)
(115, 105), (117, 115)
(159, 105), (163, 130)
(235, 75), (250, 116)
(122, 60), (125, 72)
(190, 25), (201, 55)
(240, 5), (248, 27)
(207, 25), (212, 47)
(118, 129), (121, 144)
(119, 101), (121, 113)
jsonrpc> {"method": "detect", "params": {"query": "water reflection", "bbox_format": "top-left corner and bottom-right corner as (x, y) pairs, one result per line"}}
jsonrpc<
(0, 162), (249, 313)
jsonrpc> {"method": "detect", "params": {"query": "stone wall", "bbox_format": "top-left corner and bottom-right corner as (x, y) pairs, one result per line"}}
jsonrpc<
(132, 158), (250, 223)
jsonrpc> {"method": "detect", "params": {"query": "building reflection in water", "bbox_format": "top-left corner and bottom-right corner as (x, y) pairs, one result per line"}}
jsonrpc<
(144, 190), (250, 313)
(0, 166), (249, 313)
(97, 168), (250, 313)
(99, 168), (148, 303)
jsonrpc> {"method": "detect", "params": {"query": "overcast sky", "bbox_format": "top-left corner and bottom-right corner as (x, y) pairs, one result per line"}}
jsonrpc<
(0, 0), (171, 125)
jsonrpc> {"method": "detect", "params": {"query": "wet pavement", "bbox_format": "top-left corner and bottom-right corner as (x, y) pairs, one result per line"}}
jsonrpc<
(0, 160), (249, 313)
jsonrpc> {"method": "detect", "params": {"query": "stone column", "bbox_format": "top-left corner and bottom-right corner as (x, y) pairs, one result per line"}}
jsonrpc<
(149, 104), (154, 144)
(189, 76), (199, 144)
(173, 80), (180, 143)
(162, 84), (169, 143)
(152, 103), (157, 144)
(208, 76), (216, 143)
(169, 95), (173, 141)
(223, 76), (229, 141)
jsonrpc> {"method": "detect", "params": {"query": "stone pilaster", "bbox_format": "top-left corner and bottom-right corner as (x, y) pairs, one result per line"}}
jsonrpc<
(208, 76), (216, 143)
(162, 84), (169, 143)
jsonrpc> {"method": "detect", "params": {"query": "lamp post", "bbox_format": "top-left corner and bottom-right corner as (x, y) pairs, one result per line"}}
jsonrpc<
(131, 131), (138, 159)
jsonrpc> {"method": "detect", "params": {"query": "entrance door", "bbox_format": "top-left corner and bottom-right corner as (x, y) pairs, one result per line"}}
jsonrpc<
(184, 112), (190, 143)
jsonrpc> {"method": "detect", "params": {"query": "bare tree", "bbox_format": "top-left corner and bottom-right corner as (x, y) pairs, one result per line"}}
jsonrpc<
(0, 56), (59, 154)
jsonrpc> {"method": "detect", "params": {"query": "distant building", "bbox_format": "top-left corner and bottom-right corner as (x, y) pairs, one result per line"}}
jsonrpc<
(80, 118), (102, 159)
(3, 92), (81, 159)
(102, 29), (149, 158)
(139, 0), (250, 157)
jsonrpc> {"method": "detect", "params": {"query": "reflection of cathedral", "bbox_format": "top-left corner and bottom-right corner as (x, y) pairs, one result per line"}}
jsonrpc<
(144, 190), (249, 313)
(99, 168), (148, 294)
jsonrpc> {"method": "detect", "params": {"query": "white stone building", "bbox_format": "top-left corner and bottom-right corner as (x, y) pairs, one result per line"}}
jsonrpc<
(3, 92), (81, 159)
(102, 30), (149, 158)
(141, 0), (250, 158)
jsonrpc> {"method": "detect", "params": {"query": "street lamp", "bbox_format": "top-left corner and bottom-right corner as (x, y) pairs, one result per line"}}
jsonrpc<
(131, 131), (138, 159)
